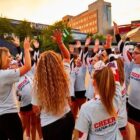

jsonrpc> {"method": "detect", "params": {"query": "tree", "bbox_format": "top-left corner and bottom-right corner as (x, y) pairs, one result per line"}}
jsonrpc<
(87, 32), (93, 38)
(92, 33), (106, 44)
(0, 17), (14, 38)
(41, 21), (73, 52)
(15, 20), (34, 41)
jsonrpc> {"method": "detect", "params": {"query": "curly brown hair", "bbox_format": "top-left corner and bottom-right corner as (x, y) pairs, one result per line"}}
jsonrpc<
(34, 50), (70, 116)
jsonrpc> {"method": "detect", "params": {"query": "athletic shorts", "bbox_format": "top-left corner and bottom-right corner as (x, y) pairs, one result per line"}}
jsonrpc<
(75, 90), (86, 98)
(20, 104), (32, 112)
(42, 111), (75, 140)
(127, 102), (140, 123)
(119, 127), (126, 136)
(0, 113), (23, 140)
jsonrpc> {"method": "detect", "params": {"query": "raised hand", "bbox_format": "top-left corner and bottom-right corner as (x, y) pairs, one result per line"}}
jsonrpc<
(12, 36), (20, 47)
(113, 21), (119, 34)
(75, 40), (81, 48)
(51, 29), (63, 45)
(69, 44), (74, 53)
(52, 29), (70, 61)
(32, 39), (39, 48)
(104, 34), (113, 49)
(93, 39), (99, 53)
(113, 21), (117, 27)
(23, 37), (30, 50)
(85, 36), (92, 47)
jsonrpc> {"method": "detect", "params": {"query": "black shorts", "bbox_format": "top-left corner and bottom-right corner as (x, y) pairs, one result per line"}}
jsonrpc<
(75, 90), (86, 98)
(20, 104), (32, 112)
(42, 111), (75, 140)
(127, 102), (140, 123)
(0, 113), (23, 140)
(119, 127), (126, 136)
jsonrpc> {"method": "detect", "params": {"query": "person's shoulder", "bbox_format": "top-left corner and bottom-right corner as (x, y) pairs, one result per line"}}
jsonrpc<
(0, 69), (18, 75)
(63, 61), (70, 68)
(63, 60), (70, 71)
(81, 99), (100, 111)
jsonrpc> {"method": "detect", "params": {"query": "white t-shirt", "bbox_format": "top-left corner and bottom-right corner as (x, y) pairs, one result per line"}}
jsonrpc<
(26, 65), (35, 80)
(86, 65), (94, 99)
(32, 62), (71, 126)
(0, 69), (20, 115)
(125, 62), (140, 110)
(85, 76), (94, 100)
(74, 65), (87, 92)
(40, 106), (70, 127)
(15, 75), (32, 107)
(122, 43), (133, 63)
(118, 83), (127, 128)
(70, 72), (76, 96)
(75, 83), (123, 140)
(126, 64), (140, 109)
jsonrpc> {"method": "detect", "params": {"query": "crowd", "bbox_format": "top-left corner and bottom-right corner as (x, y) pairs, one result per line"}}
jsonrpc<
(0, 21), (140, 140)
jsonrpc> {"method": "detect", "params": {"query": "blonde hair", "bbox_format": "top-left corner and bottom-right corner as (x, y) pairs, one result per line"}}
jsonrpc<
(0, 47), (9, 69)
(93, 67), (116, 117)
(34, 50), (69, 116)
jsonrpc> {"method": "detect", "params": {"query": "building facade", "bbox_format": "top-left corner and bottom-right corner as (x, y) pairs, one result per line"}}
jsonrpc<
(118, 20), (140, 42)
(10, 19), (48, 30)
(63, 0), (112, 35)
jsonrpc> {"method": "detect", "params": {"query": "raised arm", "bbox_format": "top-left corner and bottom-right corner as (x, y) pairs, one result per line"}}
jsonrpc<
(84, 36), (92, 53)
(75, 40), (82, 54)
(93, 39), (99, 53)
(113, 21), (124, 53)
(19, 37), (31, 76)
(12, 36), (20, 47)
(113, 21), (121, 43)
(32, 39), (40, 63)
(52, 29), (70, 63)
(12, 36), (24, 65)
(12, 36), (22, 56)
(113, 21), (120, 35)
(104, 34), (113, 49)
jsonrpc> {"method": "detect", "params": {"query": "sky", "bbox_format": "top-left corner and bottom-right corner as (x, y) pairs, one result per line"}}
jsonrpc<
(0, 0), (140, 26)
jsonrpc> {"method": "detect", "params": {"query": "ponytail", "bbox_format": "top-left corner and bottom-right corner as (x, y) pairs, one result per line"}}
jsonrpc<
(93, 67), (116, 117)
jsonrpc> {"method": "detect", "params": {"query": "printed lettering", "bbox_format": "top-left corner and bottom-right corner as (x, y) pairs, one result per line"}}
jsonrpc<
(94, 117), (116, 132)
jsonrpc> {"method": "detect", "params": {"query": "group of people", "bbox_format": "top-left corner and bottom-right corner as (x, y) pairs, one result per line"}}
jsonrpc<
(0, 30), (75, 140)
(0, 21), (140, 140)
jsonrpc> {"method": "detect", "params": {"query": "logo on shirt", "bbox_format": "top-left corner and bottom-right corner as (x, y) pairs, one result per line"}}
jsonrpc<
(130, 72), (140, 81)
(17, 77), (30, 91)
(93, 117), (116, 132)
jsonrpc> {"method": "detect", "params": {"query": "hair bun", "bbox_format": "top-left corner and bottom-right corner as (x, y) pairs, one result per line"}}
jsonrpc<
(94, 60), (106, 71)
